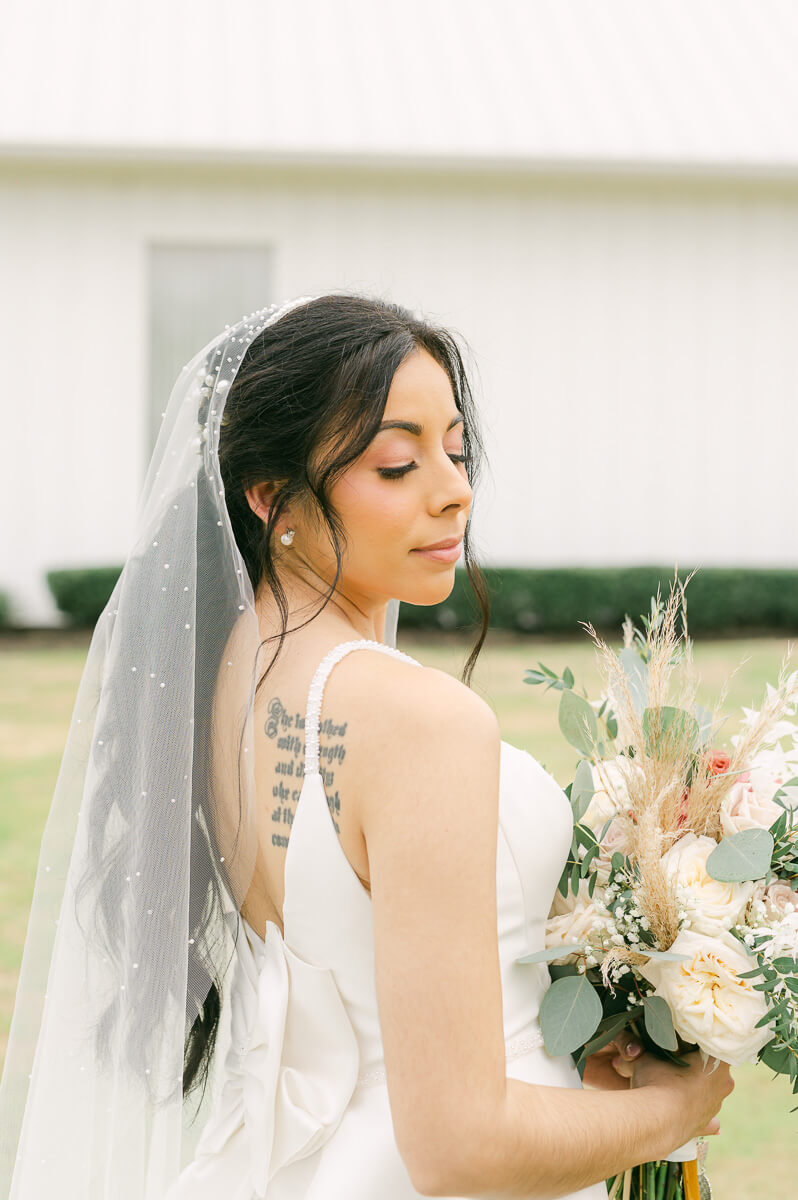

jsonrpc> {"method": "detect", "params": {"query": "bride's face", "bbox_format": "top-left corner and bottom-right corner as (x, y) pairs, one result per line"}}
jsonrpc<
(322, 346), (473, 608)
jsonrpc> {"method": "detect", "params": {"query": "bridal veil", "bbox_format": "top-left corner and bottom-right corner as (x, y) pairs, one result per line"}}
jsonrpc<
(0, 293), (401, 1198)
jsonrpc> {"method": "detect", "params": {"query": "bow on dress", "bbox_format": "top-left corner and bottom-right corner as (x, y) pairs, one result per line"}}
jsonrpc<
(191, 917), (361, 1198)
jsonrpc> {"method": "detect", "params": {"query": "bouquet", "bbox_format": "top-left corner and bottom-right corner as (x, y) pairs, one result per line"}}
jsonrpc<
(518, 570), (798, 1200)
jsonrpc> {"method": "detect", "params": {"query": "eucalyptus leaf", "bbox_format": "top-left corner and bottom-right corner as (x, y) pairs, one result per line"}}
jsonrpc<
(549, 962), (580, 981)
(538, 974), (603, 1057)
(570, 759), (595, 824)
(569, 859), (580, 895)
(599, 816), (614, 841)
(705, 828), (774, 883)
(760, 1040), (792, 1074)
(693, 703), (716, 747)
(579, 1012), (636, 1062)
(618, 647), (648, 718)
(643, 995), (679, 1051)
(581, 844), (600, 870)
(558, 689), (599, 757)
(516, 943), (582, 964)
(562, 666), (575, 689)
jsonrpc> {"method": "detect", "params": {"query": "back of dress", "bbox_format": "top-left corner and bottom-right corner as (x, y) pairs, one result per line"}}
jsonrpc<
(165, 640), (609, 1200)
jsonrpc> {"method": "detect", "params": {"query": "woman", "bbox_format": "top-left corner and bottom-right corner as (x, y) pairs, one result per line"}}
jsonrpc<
(0, 293), (731, 1199)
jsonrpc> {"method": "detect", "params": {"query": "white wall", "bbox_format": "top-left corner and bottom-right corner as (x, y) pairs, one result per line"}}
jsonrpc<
(2, 160), (798, 624)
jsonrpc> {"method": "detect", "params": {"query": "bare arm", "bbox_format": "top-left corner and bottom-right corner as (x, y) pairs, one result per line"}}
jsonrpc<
(451, 1074), (688, 1199)
(359, 664), (508, 1195)
(357, 660), (728, 1199)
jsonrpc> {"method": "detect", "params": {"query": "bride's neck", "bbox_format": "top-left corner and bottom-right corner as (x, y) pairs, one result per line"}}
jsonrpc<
(253, 570), (386, 644)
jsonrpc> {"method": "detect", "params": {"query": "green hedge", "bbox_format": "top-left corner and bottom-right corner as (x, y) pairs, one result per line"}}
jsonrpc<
(46, 567), (123, 628)
(42, 564), (798, 634)
(398, 566), (798, 635)
(0, 589), (10, 628)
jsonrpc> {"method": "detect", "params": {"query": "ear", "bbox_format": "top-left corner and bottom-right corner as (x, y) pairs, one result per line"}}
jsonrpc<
(245, 480), (285, 524)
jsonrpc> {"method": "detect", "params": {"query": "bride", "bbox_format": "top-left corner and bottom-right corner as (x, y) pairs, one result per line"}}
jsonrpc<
(0, 293), (731, 1198)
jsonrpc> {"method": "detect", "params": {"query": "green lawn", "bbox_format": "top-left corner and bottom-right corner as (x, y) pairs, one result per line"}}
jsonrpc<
(1, 628), (796, 1195)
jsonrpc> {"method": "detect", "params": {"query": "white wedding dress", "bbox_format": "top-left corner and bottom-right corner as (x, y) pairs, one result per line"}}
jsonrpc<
(166, 640), (609, 1199)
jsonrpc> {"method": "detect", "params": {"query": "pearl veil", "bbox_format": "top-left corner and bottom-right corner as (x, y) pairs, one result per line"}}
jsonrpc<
(0, 294), (401, 1197)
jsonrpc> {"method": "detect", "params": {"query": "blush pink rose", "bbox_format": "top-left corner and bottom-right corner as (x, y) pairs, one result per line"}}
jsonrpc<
(719, 778), (784, 836)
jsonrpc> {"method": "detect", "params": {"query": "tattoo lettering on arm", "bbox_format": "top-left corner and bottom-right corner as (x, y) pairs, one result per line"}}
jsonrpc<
(262, 697), (349, 846)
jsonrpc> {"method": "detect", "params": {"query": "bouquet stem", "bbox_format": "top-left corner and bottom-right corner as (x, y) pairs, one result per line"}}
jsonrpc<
(606, 1152), (703, 1199)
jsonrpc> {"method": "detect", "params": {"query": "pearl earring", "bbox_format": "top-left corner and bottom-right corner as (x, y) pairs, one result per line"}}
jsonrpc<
(280, 529), (295, 546)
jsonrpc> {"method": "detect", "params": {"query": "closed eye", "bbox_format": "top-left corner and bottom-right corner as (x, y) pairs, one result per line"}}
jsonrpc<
(378, 454), (468, 480)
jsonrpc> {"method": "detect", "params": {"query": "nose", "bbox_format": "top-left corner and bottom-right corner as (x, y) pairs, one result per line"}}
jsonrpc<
(432, 452), (472, 516)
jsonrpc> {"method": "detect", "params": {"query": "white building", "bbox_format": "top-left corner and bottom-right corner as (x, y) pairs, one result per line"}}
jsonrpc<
(2, 0), (798, 625)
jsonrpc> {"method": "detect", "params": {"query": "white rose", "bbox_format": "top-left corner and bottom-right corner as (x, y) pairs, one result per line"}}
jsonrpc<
(546, 879), (615, 960)
(637, 928), (772, 1065)
(582, 783), (620, 834)
(720, 776), (784, 836)
(660, 832), (755, 937)
(584, 756), (643, 831)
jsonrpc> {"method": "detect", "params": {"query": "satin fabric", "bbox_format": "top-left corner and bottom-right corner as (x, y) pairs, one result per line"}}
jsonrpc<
(166, 641), (609, 1199)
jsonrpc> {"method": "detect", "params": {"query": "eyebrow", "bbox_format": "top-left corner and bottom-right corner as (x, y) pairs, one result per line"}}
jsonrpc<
(376, 414), (464, 436)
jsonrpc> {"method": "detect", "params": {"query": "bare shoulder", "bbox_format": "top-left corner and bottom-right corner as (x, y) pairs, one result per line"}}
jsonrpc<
(318, 648), (501, 861)
(323, 646), (498, 729)
(320, 650), (500, 799)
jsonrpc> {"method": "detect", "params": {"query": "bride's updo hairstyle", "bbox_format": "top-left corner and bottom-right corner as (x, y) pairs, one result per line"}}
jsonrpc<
(217, 292), (491, 687)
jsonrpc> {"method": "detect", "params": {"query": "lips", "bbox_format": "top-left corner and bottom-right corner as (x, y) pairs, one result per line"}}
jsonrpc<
(413, 537), (462, 551)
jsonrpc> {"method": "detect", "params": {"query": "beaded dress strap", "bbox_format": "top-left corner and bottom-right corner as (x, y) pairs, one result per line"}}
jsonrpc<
(303, 639), (421, 777)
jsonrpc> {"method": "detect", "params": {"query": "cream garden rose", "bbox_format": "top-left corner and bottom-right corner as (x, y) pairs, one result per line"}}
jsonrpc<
(660, 832), (754, 937)
(546, 878), (615, 961)
(637, 928), (772, 1065)
(582, 769), (623, 832)
(578, 758), (642, 885)
(584, 756), (642, 830)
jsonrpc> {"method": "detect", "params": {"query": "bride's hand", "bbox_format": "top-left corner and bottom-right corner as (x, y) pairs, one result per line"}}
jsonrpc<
(581, 1033), (642, 1090)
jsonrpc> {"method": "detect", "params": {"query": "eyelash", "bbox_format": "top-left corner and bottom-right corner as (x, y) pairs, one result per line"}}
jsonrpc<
(378, 454), (468, 480)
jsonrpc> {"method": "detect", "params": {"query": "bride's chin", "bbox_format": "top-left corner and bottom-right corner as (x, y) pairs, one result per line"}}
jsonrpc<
(399, 576), (458, 607)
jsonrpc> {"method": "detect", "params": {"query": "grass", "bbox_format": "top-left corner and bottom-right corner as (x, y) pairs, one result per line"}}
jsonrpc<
(1, 627), (796, 1194)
